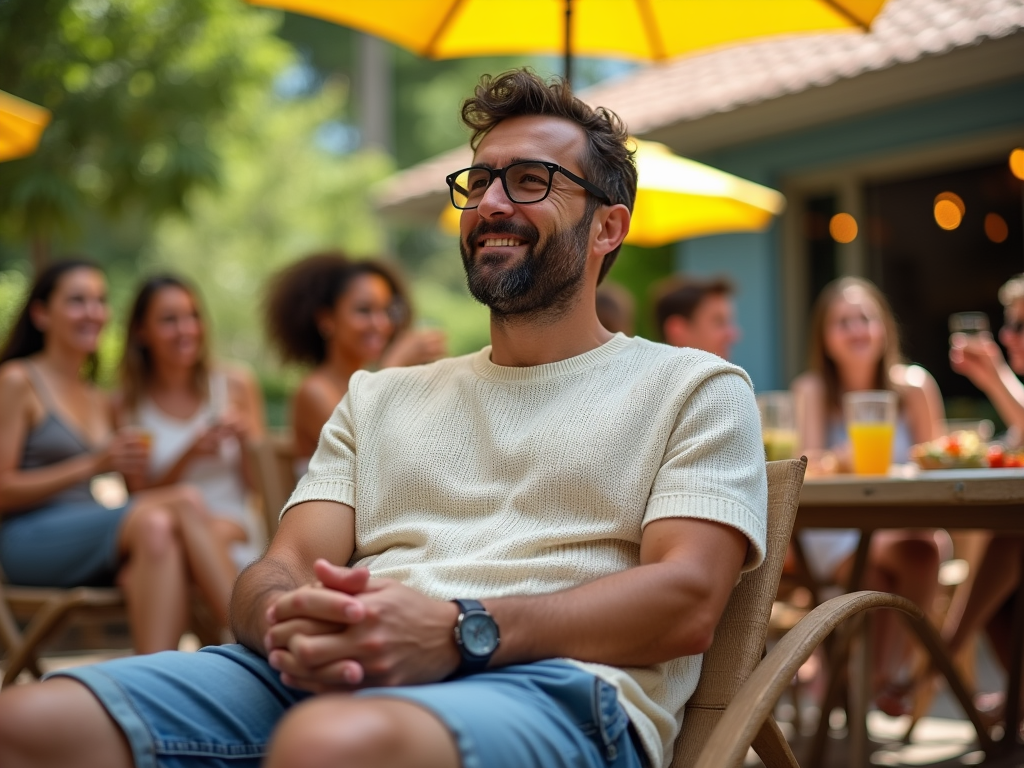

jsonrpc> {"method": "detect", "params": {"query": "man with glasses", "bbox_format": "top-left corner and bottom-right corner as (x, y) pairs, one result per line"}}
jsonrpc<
(0, 70), (766, 768)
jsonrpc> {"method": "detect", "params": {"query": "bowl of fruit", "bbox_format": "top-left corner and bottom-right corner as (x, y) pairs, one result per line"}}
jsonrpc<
(911, 430), (989, 470)
(911, 430), (1024, 469)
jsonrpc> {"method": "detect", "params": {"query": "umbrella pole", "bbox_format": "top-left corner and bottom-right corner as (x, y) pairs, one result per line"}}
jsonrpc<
(563, 0), (573, 85)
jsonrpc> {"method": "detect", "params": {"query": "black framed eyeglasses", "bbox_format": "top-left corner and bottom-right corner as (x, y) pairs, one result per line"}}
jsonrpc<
(445, 160), (611, 210)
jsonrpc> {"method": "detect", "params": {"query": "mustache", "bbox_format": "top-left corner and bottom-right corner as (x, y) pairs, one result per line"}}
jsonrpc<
(466, 219), (539, 248)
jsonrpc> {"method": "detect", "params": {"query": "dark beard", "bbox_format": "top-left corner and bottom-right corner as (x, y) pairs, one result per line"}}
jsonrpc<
(459, 211), (592, 322)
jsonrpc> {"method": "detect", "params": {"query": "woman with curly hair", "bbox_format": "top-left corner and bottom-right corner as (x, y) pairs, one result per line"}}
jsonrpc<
(265, 252), (445, 465)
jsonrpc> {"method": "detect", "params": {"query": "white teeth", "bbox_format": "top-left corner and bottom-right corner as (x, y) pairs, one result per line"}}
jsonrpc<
(482, 238), (520, 247)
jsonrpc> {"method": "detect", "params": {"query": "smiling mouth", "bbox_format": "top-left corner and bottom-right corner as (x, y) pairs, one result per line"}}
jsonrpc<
(478, 236), (526, 248)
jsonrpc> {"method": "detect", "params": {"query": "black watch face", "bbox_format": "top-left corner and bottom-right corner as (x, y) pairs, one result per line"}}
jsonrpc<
(461, 612), (499, 656)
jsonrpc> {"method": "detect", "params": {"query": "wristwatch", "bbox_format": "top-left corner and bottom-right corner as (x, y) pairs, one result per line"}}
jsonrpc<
(452, 598), (500, 675)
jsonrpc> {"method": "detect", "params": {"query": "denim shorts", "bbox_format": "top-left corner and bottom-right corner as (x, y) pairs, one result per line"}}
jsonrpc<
(50, 644), (649, 768)
(0, 500), (130, 587)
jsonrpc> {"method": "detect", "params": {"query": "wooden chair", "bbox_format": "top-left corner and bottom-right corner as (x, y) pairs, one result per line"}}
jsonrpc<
(676, 458), (993, 768)
(245, 432), (298, 538)
(0, 562), (126, 687)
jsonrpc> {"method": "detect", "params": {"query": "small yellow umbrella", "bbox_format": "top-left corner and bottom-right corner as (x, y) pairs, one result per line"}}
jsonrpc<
(0, 90), (51, 163)
(247, 0), (888, 81)
(439, 139), (786, 247)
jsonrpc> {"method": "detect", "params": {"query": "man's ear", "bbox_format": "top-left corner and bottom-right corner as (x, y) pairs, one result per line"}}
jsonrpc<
(592, 203), (630, 259)
(662, 315), (691, 348)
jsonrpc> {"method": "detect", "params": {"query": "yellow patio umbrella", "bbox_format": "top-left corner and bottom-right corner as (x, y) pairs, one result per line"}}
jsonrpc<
(247, 0), (888, 82)
(0, 90), (51, 162)
(439, 139), (786, 247)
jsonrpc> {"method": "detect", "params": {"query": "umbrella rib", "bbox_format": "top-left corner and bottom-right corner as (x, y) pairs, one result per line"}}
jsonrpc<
(818, 0), (871, 31)
(424, 0), (469, 57)
(636, 0), (668, 60)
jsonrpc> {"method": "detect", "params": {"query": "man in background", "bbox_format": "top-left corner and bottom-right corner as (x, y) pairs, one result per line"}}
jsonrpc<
(654, 276), (739, 360)
(596, 282), (635, 335)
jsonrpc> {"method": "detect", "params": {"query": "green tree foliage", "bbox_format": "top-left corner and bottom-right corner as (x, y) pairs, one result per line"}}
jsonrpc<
(0, 0), (287, 269)
(141, 80), (392, 376)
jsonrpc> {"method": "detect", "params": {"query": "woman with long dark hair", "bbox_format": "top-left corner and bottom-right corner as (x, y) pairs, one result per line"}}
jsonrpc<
(265, 252), (445, 464)
(116, 275), (266, 571)
(792, 276), (945, 714)
(0, 260), (236, 652)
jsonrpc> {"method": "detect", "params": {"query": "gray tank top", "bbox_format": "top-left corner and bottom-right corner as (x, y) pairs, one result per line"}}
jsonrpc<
(18, 363), (96, 511)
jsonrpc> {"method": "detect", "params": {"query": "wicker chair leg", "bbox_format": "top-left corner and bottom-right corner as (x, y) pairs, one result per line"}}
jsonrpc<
(752, 717), (800, 768)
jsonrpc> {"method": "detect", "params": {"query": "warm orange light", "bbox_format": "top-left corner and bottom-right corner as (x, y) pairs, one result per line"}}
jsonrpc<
(934, 191), (965, 215)
(934, 192), (965, 230)
(829, 212), (858, 243)
(985, 213), (1009, 243)
(1011, 148), (1024, 181)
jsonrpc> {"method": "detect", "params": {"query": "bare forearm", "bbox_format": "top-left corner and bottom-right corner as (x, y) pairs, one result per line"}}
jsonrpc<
(0, 452), (105, 514)
(229, 554), (308, 655)
(486, 560), (727, 669)
(986, 368), (1024, 435)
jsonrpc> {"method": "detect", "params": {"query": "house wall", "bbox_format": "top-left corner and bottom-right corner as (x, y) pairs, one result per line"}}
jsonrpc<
(671, 76), (1024, 391)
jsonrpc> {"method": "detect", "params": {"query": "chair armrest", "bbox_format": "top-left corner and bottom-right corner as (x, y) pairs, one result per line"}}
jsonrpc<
(690, 591), (994, 768)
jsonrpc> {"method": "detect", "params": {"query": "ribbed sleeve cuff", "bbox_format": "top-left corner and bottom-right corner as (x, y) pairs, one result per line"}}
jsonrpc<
(280, 478), (356, 520)
(642, 493), (766, 570)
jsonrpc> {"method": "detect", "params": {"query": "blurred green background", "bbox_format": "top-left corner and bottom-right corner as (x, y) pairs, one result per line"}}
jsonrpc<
(0, 0), (668, 426)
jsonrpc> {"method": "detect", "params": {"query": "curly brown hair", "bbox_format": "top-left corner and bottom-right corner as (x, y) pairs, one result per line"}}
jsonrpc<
(460, 69), (637, 282)
(264, 251), (411, 367)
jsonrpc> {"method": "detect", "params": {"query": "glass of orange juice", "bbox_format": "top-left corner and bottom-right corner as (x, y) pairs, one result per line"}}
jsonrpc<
(843, 390), (897, 475)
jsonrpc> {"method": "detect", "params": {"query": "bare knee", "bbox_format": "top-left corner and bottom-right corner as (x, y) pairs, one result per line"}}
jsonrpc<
(266, 697), (413, 768)
(0, 679), (131, 768)
(168, 484), (211, 523)
(127, 506), (180, 559)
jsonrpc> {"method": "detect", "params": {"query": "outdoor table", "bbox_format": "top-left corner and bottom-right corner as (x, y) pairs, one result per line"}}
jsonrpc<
(795, 466), (1024, 765)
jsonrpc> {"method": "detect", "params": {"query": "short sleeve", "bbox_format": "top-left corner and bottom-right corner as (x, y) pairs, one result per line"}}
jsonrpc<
(642, 371), (768, 571)
(281, 391), (357, 519)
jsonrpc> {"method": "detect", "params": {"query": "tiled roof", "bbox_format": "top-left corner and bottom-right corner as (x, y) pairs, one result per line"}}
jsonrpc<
(583, 0), (1024, 135)
(376, 0), (1024, 217)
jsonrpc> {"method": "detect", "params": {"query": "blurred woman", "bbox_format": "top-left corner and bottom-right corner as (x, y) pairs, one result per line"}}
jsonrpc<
(0, 260), (235, 652)
(792, 276), (945, 714)
(946, 274), (1024, 725)
(117, 275), (266, 571)
(265, 252), (445, 465)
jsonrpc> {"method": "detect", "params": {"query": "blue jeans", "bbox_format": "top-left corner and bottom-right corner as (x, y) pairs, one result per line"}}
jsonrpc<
(51, 644), (649, 768)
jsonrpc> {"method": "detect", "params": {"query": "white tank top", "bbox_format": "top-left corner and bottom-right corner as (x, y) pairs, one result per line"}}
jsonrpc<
(136, 372), (263, 570)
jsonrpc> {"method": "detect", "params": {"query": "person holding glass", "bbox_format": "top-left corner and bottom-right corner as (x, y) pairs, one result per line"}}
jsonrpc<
(115, 275), (266, 573)
(791, 276), (945, 714)
(0, 260), (236, 653)
(264, 252), (446, 470)
(945, 273), (1024, 727)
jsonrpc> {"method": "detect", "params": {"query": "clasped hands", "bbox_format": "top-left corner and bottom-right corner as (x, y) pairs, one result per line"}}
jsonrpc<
(264, 559), (462, 693)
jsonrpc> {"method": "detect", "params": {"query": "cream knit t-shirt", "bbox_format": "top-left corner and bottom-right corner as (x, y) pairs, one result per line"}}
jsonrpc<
(285, 333), (768, 768)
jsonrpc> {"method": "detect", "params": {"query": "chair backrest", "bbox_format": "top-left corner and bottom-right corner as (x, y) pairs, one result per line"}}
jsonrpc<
(245, 432), (298, 538)
(670, 457), (807, 768)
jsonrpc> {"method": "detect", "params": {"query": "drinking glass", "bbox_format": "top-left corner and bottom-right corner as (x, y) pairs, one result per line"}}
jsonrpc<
(843, 390), (897, 475)
(757, 391), (797, 462)
(949, 312), (991, 337)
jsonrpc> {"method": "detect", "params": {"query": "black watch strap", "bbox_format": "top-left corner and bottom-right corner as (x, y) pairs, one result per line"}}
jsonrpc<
(453, 599), (496, 676)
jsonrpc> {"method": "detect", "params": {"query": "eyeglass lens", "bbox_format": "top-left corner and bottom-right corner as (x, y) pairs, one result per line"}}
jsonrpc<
(451, 162), (552, 209)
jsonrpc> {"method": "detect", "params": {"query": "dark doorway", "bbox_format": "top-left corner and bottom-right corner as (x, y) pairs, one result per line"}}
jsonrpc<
(866, 158), (1024, 420)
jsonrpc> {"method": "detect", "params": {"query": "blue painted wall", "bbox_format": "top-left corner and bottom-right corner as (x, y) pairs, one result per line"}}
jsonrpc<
(670, 77), (1024, 391)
